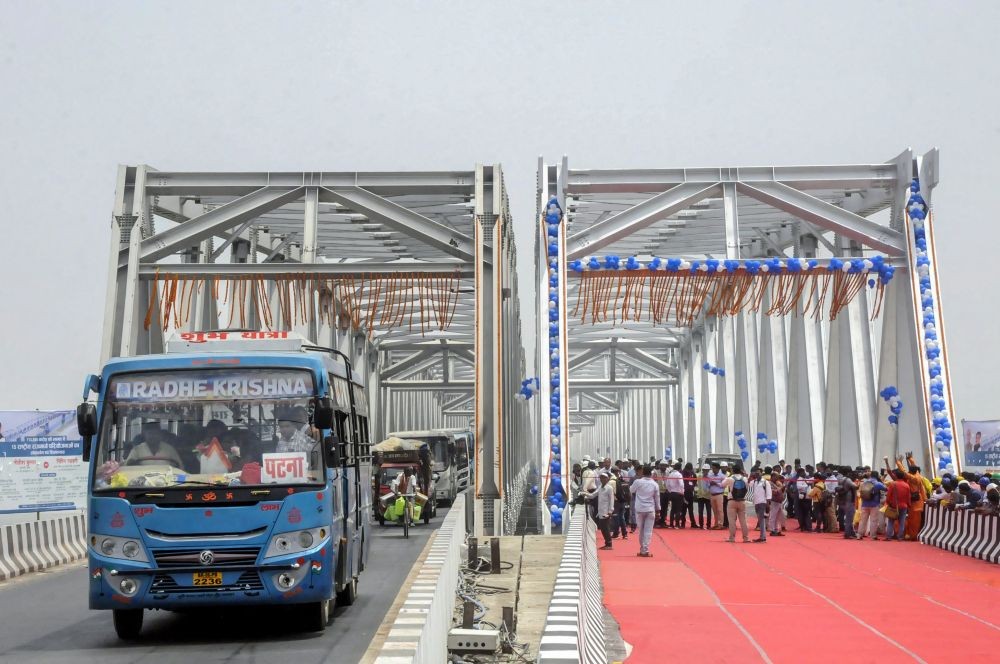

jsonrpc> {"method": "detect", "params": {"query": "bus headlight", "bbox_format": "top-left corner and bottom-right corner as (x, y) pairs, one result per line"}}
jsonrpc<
(92, 535), (149, 563)
(264, 528), (326, 559)
(433, 473), (440, 482)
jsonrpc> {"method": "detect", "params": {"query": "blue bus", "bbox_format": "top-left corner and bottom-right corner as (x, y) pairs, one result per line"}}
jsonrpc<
(76, 331), (371, 639)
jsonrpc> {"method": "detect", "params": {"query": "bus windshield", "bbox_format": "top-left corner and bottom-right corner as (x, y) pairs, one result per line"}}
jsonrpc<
(93, 369), (325, 490)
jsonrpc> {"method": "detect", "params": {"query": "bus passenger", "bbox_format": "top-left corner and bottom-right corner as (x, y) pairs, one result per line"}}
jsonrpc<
(276, 413), (315, 453)
(126, 422), (184, 467)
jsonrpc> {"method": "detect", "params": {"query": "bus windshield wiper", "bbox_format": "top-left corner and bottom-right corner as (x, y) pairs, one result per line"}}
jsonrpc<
(173, 479), (228, 487)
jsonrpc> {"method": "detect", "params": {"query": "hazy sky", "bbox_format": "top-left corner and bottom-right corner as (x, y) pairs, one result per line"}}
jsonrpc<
(2, 1), (999, 424)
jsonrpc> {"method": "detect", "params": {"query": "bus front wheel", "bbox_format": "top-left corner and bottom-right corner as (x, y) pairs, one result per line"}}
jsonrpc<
(303, 599), (331, 631)
(113, 609), (143, 640)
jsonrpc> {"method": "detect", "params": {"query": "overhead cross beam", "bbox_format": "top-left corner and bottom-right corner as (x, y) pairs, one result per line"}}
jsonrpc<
(566, 182), (721, 260)
(321, 187), (478, 262)
(125, 186), (305, 266)
(736, 181), (905, 254)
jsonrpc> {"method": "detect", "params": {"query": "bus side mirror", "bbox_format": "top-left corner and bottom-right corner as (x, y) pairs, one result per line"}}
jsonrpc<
(77, 403), (97, 463)
(324, 436), (341, 467)
(314, 397), (334, 430)
(77, 403), (97, 437)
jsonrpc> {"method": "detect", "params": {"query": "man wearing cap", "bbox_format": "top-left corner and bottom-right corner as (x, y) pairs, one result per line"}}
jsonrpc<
(630, 464), (660, 557)
(955, 480), (983, 510)
(721, 465), (752, 543)
(707, 462), (726, 529)
(585, 471), (616, 549)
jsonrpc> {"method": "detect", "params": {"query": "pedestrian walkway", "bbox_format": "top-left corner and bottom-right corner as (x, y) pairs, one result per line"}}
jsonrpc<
(599, 525), (1000, 663)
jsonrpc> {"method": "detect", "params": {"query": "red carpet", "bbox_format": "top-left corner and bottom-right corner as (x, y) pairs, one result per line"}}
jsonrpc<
(599, 522), (1000, 663)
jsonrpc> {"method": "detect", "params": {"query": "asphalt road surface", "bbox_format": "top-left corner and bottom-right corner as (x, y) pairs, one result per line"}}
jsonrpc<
(0, 510), (446, 664)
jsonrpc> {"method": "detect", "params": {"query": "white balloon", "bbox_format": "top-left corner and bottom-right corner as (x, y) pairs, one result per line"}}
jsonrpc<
(761, 264), (770, 272)
(698, 263), (709, 272)
(716, 264), (725, 273)
(862, 259), (874, 269)
(679, 260), (691, 270)
(842, 262), (852, 272)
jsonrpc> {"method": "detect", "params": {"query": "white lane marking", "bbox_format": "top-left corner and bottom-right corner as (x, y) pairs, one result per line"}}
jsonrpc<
(741, 548), (927, 663)
(653, 532), (773, 664)
(789, 537), (1000, 633)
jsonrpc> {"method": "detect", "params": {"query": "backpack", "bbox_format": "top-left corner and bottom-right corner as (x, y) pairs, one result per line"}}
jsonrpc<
(860, 480), (874, 501)
(615, 478), (630, 503)
(732, 477), (748, 501)
(821, 489), (834, 509)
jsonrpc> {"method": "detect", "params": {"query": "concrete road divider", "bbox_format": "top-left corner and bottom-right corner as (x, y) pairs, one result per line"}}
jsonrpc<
(919, 505), (999, 564)
(0, 512), (87, 581)
(371, 494), (466, 664)
(538, 507), (606, 664)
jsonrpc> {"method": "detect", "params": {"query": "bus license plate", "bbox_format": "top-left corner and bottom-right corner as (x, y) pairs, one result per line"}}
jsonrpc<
(192, 572), (223, 586)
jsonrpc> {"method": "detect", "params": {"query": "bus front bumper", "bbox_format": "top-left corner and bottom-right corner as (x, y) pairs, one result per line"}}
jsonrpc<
(88, 555), (333, 610)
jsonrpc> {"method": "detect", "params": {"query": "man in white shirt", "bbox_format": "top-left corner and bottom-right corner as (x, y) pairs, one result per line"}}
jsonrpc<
(585, 471), (615, 550)
(666, 463), (685, 528)
(630, 464), (660, 557)
(747, 470), (773, 542)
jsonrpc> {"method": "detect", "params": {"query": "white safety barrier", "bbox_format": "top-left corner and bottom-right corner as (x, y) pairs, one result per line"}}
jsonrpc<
(537, 507), (606, 664)
(0, 512), (87, 581)
(919, 505), (1000, 564)
(372, 493), (466, 664)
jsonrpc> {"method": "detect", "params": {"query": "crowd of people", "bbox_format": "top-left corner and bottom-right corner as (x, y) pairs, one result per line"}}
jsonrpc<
(572, 453), (1000, 556)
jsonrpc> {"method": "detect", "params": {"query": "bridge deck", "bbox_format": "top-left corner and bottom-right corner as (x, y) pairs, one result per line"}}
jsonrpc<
(600, 523), (999, 663)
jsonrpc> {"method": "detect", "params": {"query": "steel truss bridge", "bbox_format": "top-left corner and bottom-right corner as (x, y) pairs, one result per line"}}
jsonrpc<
(99, 150), (956, 537)
(536, 149), (957, 532)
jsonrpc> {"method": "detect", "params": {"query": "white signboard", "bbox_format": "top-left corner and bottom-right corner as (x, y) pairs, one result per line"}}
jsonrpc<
(110, 370), (312, 402)
(0, 411), (87, 513)
(261, 452), (308, 483)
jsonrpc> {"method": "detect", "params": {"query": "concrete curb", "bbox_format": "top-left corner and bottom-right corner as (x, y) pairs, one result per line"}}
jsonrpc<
(372, 493), (466, 664)
(538, 507), (606, 664)
(0, 512), (87, 581)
